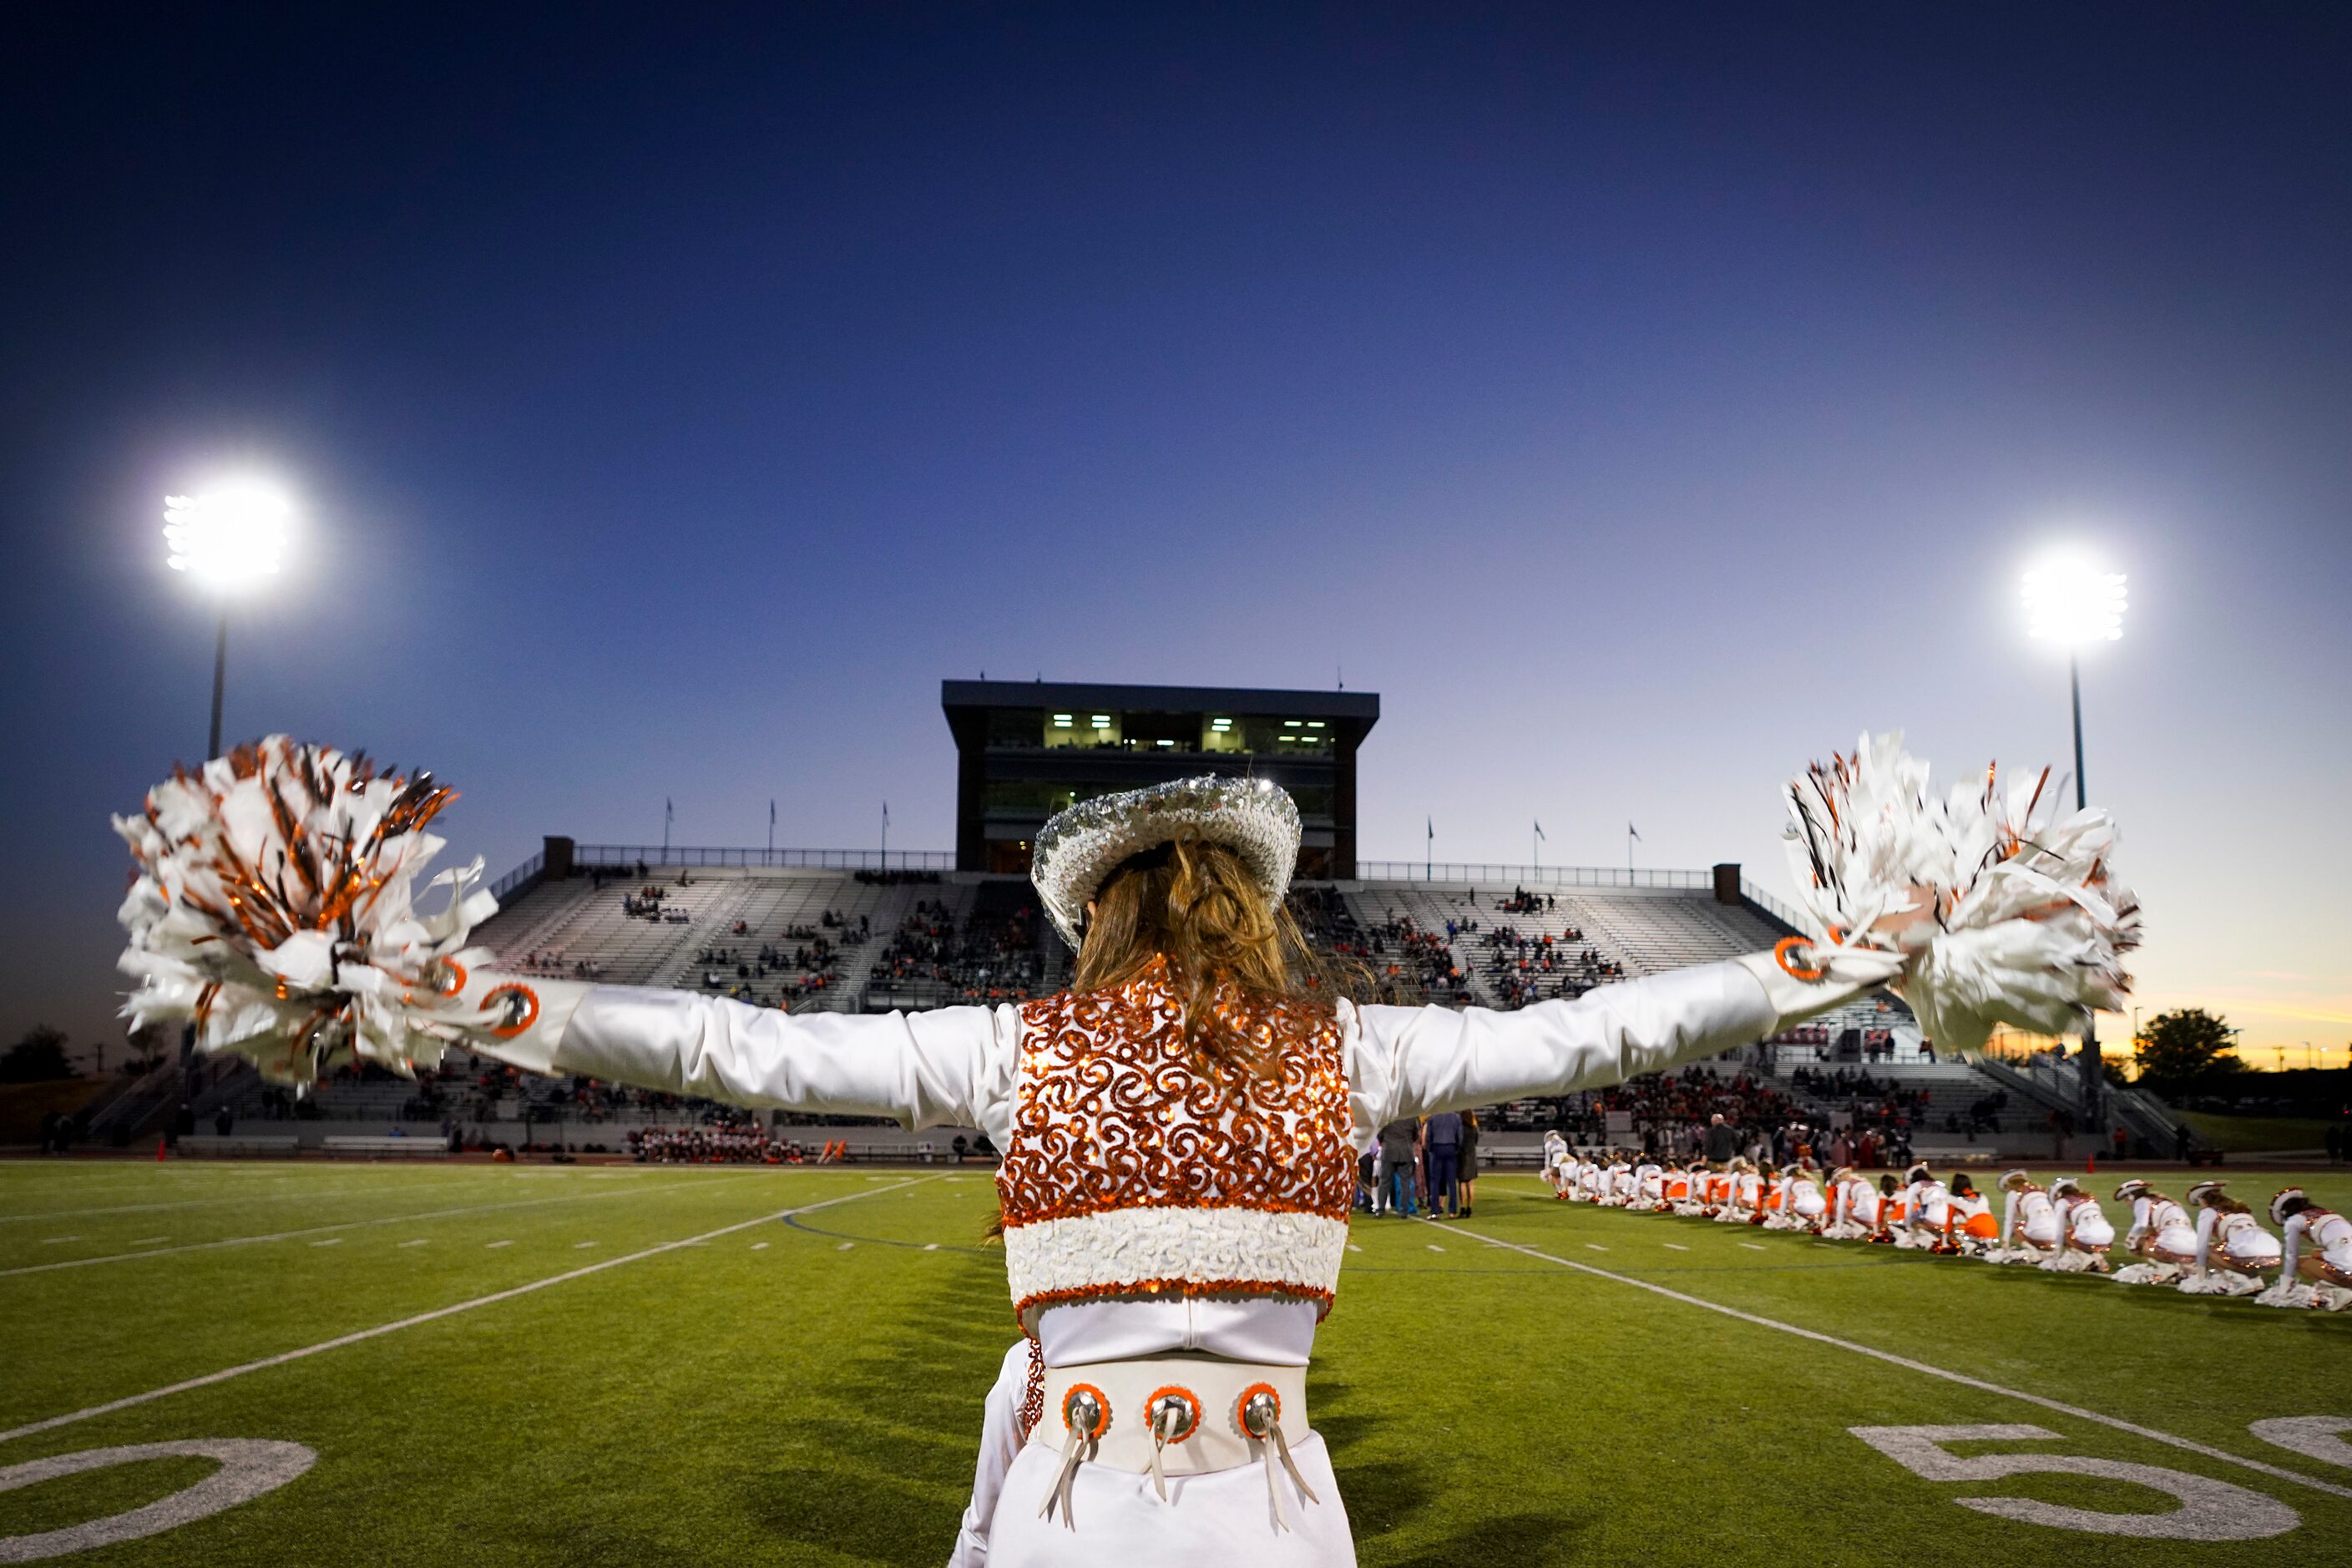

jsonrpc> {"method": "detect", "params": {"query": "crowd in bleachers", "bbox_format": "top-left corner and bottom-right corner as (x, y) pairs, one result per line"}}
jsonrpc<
(1787, 1065), (1935, 1141)
(867, 893), (1050, 1004)
(621, 886), (692, 923)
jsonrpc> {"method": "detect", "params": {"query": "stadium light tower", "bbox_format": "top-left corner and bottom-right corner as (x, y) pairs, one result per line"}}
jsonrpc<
(2021, 552), (2126, 1121)
(164, 482), (292, 759)
(2021, 556), (2127, 810)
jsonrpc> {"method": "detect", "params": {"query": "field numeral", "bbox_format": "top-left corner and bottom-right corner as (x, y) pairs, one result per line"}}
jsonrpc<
(0, 1439), (315, 1560)
(1849, 1424), (2299, 1540)
(2247, 1417), (2352, 1470)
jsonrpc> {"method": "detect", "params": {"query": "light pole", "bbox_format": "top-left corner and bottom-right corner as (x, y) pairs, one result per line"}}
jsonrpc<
(164, 484), (291, 759)
(2022, 555), (2127, 1123)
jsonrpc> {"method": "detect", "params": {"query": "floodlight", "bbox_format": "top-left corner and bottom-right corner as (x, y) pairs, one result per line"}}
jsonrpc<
(164, 483), (292, 588)
(2021, 560), (2127, 646)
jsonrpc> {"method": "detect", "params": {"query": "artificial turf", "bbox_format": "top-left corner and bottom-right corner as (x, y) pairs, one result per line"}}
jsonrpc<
(2, 1159), (2347, 1565)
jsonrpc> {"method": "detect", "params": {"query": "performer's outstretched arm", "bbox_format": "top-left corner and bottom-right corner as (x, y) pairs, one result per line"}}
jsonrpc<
(2000, 1191), (2020, 1251)
(2282, 1213), (2307, 1277)
(460, 977), (1012, 1131)
(1350, 949), (1901, 1128)
(2193, 1208), (2218, 1276)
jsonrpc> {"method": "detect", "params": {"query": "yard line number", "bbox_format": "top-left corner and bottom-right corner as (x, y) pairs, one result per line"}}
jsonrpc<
(1849, 1421), (2352, 1540)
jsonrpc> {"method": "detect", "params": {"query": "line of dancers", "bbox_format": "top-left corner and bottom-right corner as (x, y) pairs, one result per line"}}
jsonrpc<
(1535, 1130), (2352, 1312)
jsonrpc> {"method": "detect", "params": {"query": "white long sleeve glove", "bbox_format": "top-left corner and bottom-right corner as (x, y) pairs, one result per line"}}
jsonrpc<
(1732, 942), (1908, 1034)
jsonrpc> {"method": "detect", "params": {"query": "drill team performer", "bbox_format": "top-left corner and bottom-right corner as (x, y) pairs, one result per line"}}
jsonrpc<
(442, 777), (1901, 1565)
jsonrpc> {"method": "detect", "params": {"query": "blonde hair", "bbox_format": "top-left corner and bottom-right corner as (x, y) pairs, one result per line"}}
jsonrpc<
(1072, 833), (1359, 1073)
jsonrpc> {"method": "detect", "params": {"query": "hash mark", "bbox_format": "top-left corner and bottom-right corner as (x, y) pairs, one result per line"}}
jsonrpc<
(310, 1238), (341, 1248)
(1663, 1243), (1689, 1252)
(487, 1240), (513, 1249)
(1740, 1242), (1766, 1251)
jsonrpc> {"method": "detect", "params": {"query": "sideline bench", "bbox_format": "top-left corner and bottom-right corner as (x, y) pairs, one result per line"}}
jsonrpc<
(322, 1136), (451, 1159)
(180, 1135), (301, 1158)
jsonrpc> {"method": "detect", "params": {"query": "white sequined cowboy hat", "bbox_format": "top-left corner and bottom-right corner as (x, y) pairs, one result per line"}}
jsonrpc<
(1029, 775), (1300, 948)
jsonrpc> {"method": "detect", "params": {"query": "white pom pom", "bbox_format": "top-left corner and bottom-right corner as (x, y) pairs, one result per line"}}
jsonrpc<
(114, 736), (508, 1085)
(1780, 731), (2140, 1054)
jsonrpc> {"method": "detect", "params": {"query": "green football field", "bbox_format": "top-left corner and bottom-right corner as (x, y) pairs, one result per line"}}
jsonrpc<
(3, 1159), (2348, 1566)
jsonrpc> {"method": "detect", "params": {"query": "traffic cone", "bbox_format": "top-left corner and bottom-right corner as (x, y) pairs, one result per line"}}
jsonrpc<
(2086, 1152), (2097, 1175)
(155, 1136), (168, 1161)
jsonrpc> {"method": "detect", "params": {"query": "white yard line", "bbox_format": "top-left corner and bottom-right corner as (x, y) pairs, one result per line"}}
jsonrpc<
(0, 1176), (750, 1279)
(0, 1175), (486, 1225)
(1427, 1218), (2352, 1502)
(0, 1177), (935, 1447)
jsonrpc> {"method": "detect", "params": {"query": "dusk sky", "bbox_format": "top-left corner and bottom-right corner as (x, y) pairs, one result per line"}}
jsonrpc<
(3, 6), (2345, 1065)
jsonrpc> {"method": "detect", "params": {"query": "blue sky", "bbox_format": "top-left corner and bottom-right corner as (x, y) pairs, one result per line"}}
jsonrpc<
(3, 4), (2345, 1063)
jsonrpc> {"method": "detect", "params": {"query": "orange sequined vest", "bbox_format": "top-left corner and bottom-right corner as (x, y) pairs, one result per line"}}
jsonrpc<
(994, 960), (1353, 1323)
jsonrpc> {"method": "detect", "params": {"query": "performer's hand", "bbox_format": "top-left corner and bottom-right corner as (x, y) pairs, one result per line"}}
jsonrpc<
(1737, 940), (1907, 1031)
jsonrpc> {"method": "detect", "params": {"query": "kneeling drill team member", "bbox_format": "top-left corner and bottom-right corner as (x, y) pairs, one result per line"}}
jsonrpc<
(2114, 1178), (2198, 1282)
(2183, 1181), (2282, 1292)
(2041, 1176), (2116, 1272)
(456, 777), (1904, 1565)
(1945, 1175), (1999, 1251)
(1635, 1156), (1667, 1210)
(1996, 1171), (2060, 1258)
(2274, 1189), (2352, 1297)
(1896, 1164), (1950, 1249)
(1541, 1129), (1572, 1199)
(1768, 1163), (1826, 1231)
(1824, 1166), (1879, 1238)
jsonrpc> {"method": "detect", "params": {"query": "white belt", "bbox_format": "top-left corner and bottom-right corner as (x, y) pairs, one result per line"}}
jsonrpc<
(1032, 1354), (1318, 1530)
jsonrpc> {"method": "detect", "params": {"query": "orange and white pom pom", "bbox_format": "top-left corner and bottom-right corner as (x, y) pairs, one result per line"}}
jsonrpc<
(1781, 731), (2140, 1054)
(113, 736), (508, 1085)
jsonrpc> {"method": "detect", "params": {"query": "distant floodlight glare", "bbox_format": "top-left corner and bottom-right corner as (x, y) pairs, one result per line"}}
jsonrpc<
(164, 483), (291, 587)
(2021, 559), (2127, 646)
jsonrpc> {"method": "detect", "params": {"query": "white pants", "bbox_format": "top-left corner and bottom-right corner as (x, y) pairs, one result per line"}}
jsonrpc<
(985, 1430), (1353, 1565)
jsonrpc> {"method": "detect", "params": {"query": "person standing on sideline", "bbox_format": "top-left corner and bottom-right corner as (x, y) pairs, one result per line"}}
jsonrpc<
(1378, 1115), (1420, 1216)
(1422, 1110), (1464, 1218)
(1457, 1110), (1481, 1217)
(1703, 1111), (1737, 1166)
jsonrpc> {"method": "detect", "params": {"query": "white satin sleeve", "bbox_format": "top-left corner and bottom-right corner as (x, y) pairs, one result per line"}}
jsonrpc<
(1343, 959), (1778, 1143)
(2193, 1207), (2218, 1272)
(463, 978), (1020, 1142)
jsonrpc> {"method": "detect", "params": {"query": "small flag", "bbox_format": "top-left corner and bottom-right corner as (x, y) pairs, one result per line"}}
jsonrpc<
(769, 800), (776, 826)
(1427, 816), (1434, 841)
(1628, 822), (1641, 842)
(1535, 822), (1546, 841)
